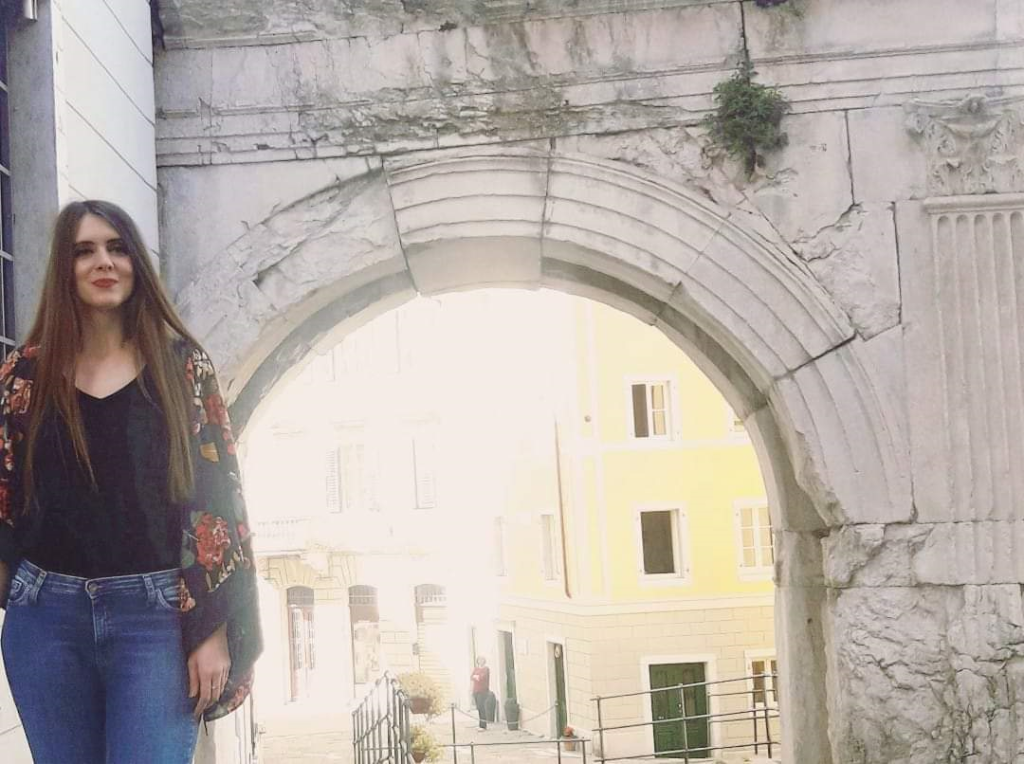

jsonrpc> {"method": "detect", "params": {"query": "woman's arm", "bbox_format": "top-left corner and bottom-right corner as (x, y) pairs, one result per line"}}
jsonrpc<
(180, 345), (261, 720)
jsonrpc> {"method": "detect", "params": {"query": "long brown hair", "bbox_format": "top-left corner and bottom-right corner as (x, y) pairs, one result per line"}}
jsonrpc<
(23, 200), (203, 508)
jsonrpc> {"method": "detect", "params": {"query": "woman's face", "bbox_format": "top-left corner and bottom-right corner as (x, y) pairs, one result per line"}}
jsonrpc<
(73, 213), (135, 314)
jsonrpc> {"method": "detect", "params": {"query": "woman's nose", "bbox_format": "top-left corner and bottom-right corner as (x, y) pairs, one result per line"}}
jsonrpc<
(94, 247), (114, 268)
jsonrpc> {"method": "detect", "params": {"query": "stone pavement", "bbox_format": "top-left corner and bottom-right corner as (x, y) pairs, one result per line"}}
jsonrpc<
(258, 705), (353, 764)
(255, 703), (590, 764)
(426, 712), (590, 764)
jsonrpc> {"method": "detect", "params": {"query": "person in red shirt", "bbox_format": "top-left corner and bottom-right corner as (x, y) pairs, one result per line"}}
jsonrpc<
(470, 656), (491, 730)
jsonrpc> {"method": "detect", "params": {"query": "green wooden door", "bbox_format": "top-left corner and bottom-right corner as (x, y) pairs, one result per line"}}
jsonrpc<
(553, 644), (568, 736)
(501, 631), (517, 703)
(649, 663), (710, 759)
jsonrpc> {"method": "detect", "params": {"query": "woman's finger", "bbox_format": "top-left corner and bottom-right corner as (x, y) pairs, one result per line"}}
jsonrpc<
(194, 670), (216, 718)
(187, 656), (199, 699)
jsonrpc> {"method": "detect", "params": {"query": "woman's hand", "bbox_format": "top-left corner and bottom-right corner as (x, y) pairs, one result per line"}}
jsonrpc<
(188, 622), (231, 719)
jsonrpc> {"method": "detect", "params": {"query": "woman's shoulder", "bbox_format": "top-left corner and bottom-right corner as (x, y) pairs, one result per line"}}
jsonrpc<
(0, 345), (40, 383)
(169, 336), (214, 375)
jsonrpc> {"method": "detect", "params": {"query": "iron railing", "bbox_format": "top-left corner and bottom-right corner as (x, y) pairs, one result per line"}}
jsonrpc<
(593, 671), (780, 762)
(445, 701), (590, 763)
(352, 672), (414, 764)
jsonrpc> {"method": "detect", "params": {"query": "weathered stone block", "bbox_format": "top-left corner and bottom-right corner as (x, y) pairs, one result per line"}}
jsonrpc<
(825, 584), (1024, 763)
(750, 111), (853, 246)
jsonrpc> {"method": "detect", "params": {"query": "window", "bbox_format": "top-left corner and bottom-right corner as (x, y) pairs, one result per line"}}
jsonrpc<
(637, 509), (689, 579)
(412, 433), (438, 509)
(0, 13), (14, 358)
(750, 657), (778, 707)
(735, 501), (774, 575)
(631, 381), (671, 439)
(325, 447), (341, 512)
(495, 517), (506, 576)
(541, 514), (562, 581)
(328, 433), (379, 512)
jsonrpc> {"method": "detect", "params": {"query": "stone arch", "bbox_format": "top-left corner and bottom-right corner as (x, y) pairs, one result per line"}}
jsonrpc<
(175, 148), (912, 762)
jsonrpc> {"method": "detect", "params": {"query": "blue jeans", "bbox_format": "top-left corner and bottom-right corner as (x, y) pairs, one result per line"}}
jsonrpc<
(1, 559), (199, 764)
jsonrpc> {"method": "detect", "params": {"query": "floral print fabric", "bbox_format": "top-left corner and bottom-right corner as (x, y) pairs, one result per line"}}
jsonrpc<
(0, 341), (262, 721)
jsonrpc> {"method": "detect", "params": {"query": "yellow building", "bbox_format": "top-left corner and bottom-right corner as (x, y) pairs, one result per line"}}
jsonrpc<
(490, 297), (778, 761)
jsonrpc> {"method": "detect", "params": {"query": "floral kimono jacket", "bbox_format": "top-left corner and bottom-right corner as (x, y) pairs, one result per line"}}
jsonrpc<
(0, 341), (262, 721)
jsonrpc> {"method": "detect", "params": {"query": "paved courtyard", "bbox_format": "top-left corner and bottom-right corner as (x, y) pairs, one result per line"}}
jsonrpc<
(257, 705), (591, 764)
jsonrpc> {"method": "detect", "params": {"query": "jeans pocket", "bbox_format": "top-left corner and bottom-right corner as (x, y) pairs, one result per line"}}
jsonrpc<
(153, 584), (181, 614)
(5, 575), (29, 607)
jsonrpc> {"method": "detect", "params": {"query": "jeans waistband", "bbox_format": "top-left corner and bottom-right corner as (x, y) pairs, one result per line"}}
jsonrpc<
(15, 559), (181, 604)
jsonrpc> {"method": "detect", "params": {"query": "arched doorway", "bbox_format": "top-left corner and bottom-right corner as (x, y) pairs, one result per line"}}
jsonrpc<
(413, 584), (450, 698)
(347, 585), (381, 693)
(285, 586), (315, 702)
(179, 150), (911, 763)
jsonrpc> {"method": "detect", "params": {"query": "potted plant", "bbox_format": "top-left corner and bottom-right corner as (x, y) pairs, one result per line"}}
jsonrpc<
(398, 672), (446, 717)
(504, 697), (521, 731)
(409, 724), (442, 763)
(563, 725), (578, 752)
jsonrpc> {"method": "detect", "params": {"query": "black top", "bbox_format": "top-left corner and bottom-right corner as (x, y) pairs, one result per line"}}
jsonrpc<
(22, 371), (179, 578)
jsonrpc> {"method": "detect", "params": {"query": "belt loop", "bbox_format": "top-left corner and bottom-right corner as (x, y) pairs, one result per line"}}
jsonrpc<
(26, 567), (45, 605)
(143, 574), (157, 606)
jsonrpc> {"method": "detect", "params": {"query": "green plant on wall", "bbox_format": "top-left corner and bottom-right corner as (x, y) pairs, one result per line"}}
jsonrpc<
(702, 60), (791, 179)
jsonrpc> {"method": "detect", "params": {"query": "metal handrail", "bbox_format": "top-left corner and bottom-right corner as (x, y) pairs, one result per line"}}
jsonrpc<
(351, 672), (414, 764)
(593, 671), (781, 763)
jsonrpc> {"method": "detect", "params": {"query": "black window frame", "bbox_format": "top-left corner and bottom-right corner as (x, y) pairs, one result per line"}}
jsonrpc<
(0, 8), (15, 357)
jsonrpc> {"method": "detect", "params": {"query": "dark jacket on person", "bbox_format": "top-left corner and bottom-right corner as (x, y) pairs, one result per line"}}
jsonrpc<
(0, 341), (262, 721)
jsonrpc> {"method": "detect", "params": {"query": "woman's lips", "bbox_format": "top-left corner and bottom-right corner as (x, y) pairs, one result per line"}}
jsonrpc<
(92, 279), (118, 288)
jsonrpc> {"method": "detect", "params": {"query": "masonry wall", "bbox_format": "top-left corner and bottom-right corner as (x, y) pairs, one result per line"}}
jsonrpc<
(149, 2), (1024, 762)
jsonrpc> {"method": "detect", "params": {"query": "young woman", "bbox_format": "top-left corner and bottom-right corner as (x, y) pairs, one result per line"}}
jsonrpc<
(0, 200), (262, 763)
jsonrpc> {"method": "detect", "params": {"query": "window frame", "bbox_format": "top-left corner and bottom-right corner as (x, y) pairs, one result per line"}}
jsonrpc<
(745, 650), (779, 710)
(625, 377), (679, 444)
(733, 498), (774, 580)
(411, 428), (439, 510)
(325, 445), (341, 513)
(540, 512), (563, 583)
(634, 504), (692, 585)
(332, 427), (380, 513)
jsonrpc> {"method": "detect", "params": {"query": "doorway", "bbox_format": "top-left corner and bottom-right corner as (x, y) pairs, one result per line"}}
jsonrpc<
(649, 662), (710, 759)
(548, 641), (568, 738)
(498, 630), (517, 710)
(348, 585), (381, 692)
(286, 586), (315, 702)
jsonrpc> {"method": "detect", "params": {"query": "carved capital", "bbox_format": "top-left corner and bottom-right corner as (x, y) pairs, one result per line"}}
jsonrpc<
(905, 94), (1024, 196)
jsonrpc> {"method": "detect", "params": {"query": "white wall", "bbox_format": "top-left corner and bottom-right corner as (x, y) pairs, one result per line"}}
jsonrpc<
(0, 2), (159, 760)
(52, 0), (160, 258)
